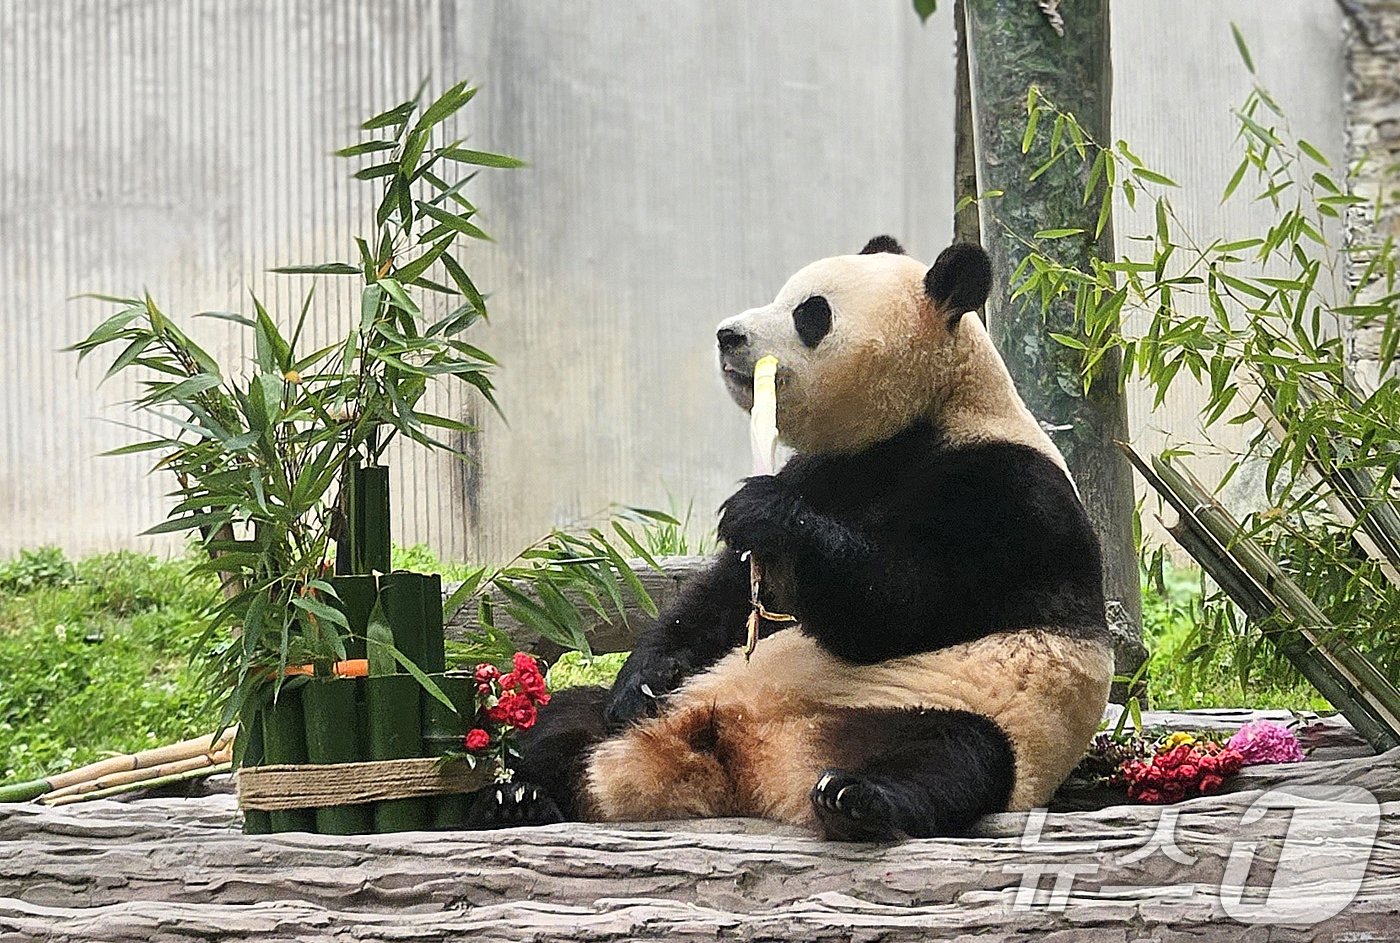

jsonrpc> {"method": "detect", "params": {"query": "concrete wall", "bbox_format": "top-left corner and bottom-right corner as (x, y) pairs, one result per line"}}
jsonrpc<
(0, 1), (1344, 562)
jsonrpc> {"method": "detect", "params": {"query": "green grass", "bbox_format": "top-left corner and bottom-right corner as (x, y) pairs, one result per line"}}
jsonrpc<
(0, 550), (218, 782)
(1140, 561), (1329, 711)
(0, 544), (1329, 785)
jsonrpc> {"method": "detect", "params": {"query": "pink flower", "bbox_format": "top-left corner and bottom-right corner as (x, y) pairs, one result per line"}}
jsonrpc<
(1227, 721), (1305, 766)
(463, 728), (491, 751)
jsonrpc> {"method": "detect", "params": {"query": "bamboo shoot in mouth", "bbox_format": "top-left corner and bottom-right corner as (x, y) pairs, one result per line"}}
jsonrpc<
(745, 356), (795, 658)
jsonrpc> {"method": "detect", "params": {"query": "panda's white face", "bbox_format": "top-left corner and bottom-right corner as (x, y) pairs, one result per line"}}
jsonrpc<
(716, 251), (952, 455)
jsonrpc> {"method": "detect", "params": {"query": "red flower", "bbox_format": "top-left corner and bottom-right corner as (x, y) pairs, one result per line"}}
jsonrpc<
(1199, 773), (1225, 794)
(502, 652), (550, 704)
(463, 728), (491, 752)
(486, 692), (538, 731)
(474, 663), (500, 694)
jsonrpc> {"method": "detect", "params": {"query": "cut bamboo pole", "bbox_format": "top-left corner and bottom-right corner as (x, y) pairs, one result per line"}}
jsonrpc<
(40, 750), (231, 804)
(43, 763), (232, 807)
(424, 673), (473, 829)
(1, 730), (236, 803)
(303, 677), (372, 835)
(261, 689), (316, 833)
(236, 707), (271, 834)
(1125, 444), (1400, 751)
(367, 674), (429, 832)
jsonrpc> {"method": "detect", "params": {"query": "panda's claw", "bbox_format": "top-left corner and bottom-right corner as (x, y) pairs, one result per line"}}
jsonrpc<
(464, 779), (564, 830)
(810, 769), (896, 841)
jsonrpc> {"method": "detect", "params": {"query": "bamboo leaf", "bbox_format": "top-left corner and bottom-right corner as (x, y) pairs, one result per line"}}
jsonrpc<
(269, 263), (361, 275)
(1230, 22), (1255, 74)
(435, 147), (526, 169)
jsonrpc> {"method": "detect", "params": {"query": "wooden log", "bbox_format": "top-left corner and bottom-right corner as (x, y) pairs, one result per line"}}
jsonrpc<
(0, 718), (1396, 942)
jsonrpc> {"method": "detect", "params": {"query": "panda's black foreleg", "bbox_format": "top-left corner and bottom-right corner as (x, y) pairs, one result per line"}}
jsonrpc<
(462, 685), (610, 829)
(809, 707), (1015, 841)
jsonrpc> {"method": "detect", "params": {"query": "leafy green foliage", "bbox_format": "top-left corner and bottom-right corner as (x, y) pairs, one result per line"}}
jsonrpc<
(0, 549), (217, 781)
(546, 651), (628, 690)
(1139, 555), (1327, 711)
(0, 548), (76, 594)
(911, 0), (938, 23)
(989, 37), (1400, 686)
(68, 80), (522, 728)
(443, 507), (682, 664)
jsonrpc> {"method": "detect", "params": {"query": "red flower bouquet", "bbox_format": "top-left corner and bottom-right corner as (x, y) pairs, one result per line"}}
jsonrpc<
(1079, 729), (1252, 804)
(1119, 740), (1245, 803)
(452, 652), (552, 783)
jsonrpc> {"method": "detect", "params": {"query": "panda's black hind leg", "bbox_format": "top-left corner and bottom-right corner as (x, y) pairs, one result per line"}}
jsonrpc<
(460, 685), (610, 829)
(811, 707), (1016, 841)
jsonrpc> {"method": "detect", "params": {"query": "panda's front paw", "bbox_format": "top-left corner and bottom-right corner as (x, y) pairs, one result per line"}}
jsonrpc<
(464, 781), (564, 829)
(717, 475), (802, 556)
(810, 769), (899, 842)
(604, 650), (687, 731)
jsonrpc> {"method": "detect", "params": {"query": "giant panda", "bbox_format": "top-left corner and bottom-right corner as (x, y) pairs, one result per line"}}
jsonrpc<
(469, 238), (1114, 840)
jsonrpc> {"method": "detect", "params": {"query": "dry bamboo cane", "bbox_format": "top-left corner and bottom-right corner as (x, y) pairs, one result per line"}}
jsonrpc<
(43, 763), (233, 808)
(40, 749), (232, 804)
(44, 730), (234, 793)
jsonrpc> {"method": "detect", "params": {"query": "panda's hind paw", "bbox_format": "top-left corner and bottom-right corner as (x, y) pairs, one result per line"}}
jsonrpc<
(464, 781), (564, 829)
(810, 769), (898, 842)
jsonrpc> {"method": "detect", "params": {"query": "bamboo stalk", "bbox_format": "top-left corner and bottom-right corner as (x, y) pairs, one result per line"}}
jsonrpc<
(1125, 443), (1400, 751)
(39, 750), (231, 803)
(6, 730), (237, 799)
(43, 763), (232, 807)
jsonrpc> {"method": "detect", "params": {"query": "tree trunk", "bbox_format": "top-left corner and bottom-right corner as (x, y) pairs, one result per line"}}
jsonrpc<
(952, 0), (981, 246)
(964, 0), (1145, 688)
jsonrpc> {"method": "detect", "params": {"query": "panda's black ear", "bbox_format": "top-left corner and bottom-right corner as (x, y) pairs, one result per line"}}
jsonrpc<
(924, 243), (992, 323)
(859, 235), (904, 255)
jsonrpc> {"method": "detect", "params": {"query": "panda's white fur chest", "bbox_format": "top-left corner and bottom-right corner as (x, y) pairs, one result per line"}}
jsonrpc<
(584, 627), (1113, 824)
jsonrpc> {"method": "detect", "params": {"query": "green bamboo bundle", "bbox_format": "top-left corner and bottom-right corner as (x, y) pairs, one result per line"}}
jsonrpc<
(235, 709), (272, 834)
(302, 677), (372, 834)
(261, 687), (317, 832)
(379, 572), (432, 669)
(1263, 381), (1400, 587)
(333, 574), (378, 661)
(366, 674), (429, 832)
(1126, 445), (1400, 751)
(424, 673), (475, 829)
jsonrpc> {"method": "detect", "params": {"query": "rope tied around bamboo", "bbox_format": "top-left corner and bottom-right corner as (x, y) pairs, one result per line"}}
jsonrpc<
(235, 757), (490, 811)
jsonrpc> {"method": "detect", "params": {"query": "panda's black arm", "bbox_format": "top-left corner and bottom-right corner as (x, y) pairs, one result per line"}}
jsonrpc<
(717, 454), (1105, 664)
(603, 548), (754, 729)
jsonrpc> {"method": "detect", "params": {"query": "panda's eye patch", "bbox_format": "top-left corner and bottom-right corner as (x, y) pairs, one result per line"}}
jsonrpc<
(793, 296), (832, 348)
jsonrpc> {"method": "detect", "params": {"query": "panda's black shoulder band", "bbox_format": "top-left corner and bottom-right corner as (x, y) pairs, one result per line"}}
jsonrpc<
(925, 243), (992, 318)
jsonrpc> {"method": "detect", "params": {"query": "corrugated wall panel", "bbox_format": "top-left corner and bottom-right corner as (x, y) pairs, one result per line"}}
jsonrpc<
(0, 1), (1341, 563)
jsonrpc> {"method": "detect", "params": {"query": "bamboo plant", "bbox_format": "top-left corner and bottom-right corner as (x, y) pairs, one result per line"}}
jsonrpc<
(65, 80), (658, 766)
(966, 24), (1400, 708)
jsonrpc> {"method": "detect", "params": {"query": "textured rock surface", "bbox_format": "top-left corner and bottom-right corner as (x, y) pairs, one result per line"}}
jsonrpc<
(1344, 0), (1400, 386)
(2, 711), (1398, 940)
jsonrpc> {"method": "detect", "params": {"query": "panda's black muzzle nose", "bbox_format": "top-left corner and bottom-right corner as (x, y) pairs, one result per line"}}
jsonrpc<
(716, 326), (748, 353)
